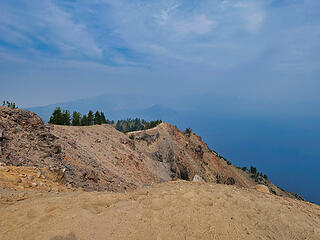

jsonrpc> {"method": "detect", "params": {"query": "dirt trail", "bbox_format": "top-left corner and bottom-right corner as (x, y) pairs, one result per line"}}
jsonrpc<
(1, 181), (319, 240)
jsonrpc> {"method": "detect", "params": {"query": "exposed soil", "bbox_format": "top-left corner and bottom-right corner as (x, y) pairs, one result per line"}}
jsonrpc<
(0, 181), (319, 240)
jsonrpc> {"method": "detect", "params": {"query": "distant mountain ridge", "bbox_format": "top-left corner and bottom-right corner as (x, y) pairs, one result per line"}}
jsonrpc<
(27, 94), (175, 122)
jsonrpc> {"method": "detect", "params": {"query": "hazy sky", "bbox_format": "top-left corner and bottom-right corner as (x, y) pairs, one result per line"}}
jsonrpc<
(0, 0), (320, 108)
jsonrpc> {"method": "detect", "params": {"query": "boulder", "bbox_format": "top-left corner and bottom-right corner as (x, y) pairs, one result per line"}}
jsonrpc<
(192, 174), (205, 183)
(252, 184), (270, 194)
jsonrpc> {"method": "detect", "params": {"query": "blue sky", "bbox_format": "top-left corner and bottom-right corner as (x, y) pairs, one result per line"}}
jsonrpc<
(0, 0), (319, 107)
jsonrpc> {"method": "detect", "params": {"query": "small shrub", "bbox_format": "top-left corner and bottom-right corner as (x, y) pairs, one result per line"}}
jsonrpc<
(250, 166), (257, 175)
(183, 128), (192, 137)
(129, 134), (135, 140)
(270, 189), (277, 195)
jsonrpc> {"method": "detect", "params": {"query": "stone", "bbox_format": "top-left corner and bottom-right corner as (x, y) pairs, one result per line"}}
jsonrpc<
(192, 174), (205, 183)
(252, 184), (270, 194)
(27, 175), (34, 181)
(31, 182), (37, 187)
(225, 177), (235, 185)
(36, 170), (42, 178)
(0, 129), (4, 140)
(52, 145), (62, 154)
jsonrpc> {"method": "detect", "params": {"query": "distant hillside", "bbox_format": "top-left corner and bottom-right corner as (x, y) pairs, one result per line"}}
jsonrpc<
(26, 94), (171, 122)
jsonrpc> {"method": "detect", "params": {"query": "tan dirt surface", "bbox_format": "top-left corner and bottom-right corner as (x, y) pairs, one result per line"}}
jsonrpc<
(0, 165), (74, 193)
(0, 181), (319, 240)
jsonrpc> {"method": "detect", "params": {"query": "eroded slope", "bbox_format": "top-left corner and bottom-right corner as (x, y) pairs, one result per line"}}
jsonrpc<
(0, 106), (303, 199)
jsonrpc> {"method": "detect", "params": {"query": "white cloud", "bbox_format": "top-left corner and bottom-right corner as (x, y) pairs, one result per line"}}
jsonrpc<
(42, 1), (103, 59)
(232, 1), (266, 32)
(175, 15), (215, 35)
(155, 3), (180, 25)
(244, 11), (265, 32)
(0, 0), (102, 59)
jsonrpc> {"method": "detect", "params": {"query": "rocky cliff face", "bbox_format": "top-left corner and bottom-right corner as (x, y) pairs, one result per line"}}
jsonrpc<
(0, 106), (64, 169)
(0, 106), (302, 200)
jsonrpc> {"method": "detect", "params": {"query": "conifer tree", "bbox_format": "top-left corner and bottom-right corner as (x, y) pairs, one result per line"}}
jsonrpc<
(87, 110), (94, 125)
(49, 107), (63, 125)
(62, 110), (71, 125)
(81, 114), (89, 126)
(100, 112), (107, 124)
(94, 111), (101, 125)
(72, 112), (81, 126)
(250, 166), (257, 175)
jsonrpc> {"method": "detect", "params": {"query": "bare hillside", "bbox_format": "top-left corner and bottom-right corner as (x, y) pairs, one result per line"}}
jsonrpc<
(0, 106), (301, 199)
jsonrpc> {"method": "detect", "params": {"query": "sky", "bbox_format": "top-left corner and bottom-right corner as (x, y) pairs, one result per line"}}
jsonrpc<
(0, 0), (319, 108)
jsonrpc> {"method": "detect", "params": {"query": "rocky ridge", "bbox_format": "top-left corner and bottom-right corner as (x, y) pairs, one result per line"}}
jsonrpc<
(0, 106), (302, 199)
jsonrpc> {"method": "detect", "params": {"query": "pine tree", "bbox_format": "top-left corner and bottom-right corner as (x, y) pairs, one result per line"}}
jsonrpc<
(100, 112), (107, 124)
(250, 166), (257, 175)
(81, 114), (88, 126)
(115, 121), (123, 132)
(62, 110), (71, 125)
(87, 110), (94, 125)
(94, 111), (101, 125)
(72, 112), (81, 126)
(49, 107), (63, 124)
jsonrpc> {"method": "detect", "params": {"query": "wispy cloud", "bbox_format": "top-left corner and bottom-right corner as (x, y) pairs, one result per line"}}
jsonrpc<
(0, 0), (102, 59)
(154, 3), (180, 25)
(175, 15), (215, 35)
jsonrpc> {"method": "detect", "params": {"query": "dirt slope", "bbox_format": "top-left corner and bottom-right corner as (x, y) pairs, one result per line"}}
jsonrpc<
(0, 181), (319, 240)
(0, 106), (302, 199)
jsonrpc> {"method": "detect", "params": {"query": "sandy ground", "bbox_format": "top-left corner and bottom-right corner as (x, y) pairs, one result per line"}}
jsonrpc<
(1, 181), (319, 240)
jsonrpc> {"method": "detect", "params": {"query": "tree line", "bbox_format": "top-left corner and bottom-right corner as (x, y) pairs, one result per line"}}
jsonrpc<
(48, 107), (111, 126)
(115, 118), (162, 133)
(48, 107), (162, 132)
(2, 101), (17, 109)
